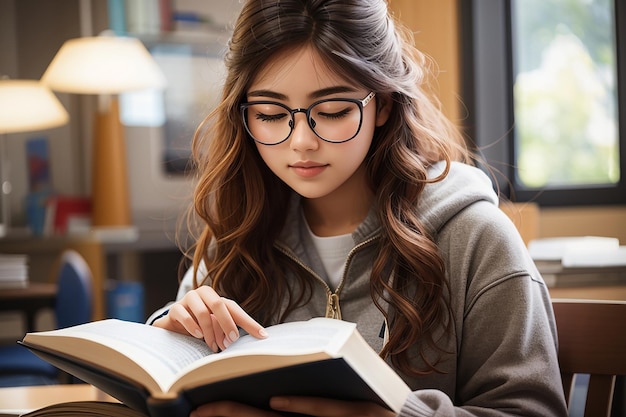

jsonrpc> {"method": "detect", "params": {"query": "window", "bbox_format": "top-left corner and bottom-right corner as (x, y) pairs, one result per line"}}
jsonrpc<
(460, 0), (626, 206)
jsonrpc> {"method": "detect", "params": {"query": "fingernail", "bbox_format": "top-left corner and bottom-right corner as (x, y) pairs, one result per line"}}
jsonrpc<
(229, 330), (239, 342)
(223, 337), (231, 348)
(211, 342), (219, 352)
(259, 328), (268, 338)
(193, 329), (203, 338)
(270, 397), (288, 409)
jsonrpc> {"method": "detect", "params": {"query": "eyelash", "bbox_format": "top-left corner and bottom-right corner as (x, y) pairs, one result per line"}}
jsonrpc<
(317, 107), (351, 120)
(255, 112), (287, 123)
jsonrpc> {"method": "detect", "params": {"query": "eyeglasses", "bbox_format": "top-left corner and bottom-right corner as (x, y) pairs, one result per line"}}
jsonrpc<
(240, 92), (376, 145)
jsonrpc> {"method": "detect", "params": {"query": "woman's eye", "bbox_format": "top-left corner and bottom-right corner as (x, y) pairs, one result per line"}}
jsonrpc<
(318, 107), (351, 120)
(255, 112), (287, 123)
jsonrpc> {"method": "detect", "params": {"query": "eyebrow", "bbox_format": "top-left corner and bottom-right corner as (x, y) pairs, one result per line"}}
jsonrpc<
(246, 85), (359, 101)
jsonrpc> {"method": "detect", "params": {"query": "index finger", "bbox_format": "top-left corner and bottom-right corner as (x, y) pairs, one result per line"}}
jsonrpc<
(223, 298), (268, 340)
(195, 287), (267, 348)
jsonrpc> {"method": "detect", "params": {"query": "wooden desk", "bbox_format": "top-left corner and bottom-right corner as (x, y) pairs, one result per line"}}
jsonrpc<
(549, 285), (626, 301)
(0, 283), (57, 332)
(0, 384), (117, 416)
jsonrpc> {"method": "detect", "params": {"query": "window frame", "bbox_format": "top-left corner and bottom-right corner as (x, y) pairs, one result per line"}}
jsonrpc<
(459, 0), (626, 206)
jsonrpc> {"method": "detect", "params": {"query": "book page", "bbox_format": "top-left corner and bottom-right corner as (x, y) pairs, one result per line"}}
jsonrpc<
(25, 318), (358, 396)
(169, 318), (357, 385)
(73, 320), (214, 372)
(219, 318), (354, 357)
(166, 318), (358, 394)
(24, 320), (214, 393)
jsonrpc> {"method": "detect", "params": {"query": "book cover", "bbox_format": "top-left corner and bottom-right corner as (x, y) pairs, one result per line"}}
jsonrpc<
(25, 137), (51, 192)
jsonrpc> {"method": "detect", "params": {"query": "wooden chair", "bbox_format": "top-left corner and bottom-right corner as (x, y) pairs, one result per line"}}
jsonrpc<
(552, 299), (626, 417)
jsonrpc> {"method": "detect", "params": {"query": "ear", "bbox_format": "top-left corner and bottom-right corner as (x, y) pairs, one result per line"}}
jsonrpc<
(375, 95), (392, 127)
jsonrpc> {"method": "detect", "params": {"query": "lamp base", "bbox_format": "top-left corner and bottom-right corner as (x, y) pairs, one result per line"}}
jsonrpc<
(91, 96), (132, 228)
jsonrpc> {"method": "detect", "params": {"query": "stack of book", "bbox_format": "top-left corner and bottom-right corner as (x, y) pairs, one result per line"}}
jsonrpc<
(529, 236), (626, 287)
(0, 253), (29, 289)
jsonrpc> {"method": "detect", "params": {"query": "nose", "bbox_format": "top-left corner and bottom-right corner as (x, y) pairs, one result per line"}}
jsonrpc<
(289, 112), (319, 152)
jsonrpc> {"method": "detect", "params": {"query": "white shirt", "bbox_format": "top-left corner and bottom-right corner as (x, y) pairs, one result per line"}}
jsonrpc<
(303, 219), (353, 290)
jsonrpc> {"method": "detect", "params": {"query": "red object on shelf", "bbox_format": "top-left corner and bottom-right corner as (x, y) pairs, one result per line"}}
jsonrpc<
(46, 196), (92, 235)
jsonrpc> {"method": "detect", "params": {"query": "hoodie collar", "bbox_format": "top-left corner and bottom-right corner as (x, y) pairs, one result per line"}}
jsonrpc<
(277, 161), (498, 250)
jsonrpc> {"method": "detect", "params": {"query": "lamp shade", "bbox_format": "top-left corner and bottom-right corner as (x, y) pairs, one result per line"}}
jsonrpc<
(41, 35), (167, 94)
(0, 80), (69, 134)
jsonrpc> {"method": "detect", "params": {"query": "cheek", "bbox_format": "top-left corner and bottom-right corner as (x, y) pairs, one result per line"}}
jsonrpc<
(332, 129), (374, 176)
(255, 143), (283, 172)
(328, 111), (376, 170)
(349, 117), (376, 157)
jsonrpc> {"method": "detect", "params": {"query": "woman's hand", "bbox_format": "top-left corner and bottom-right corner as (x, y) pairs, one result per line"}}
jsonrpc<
(190, 397), (397, 417)
(152, 286), (267, 352)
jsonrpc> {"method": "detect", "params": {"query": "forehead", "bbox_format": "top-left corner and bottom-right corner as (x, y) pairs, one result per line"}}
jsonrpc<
(248, 45), (353, 92)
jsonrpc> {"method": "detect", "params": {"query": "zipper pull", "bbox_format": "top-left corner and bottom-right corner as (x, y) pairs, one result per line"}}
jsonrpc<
(325, 293), (342, 320)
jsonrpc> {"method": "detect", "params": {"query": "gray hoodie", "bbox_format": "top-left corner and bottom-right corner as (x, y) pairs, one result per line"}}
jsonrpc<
(150, 161), (568, 416)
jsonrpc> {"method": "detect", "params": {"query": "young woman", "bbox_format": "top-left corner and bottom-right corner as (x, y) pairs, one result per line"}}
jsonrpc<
(150, 0), (568, 415)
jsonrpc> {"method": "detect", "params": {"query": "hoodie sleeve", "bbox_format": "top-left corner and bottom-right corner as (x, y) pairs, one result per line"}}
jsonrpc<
(399, 276), (567, 416)
(146, 262), (208, 324)
(398, 197), (568, 416)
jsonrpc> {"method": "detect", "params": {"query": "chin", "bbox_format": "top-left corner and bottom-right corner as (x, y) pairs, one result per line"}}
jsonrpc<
(288, 184), (335, 200)
(293, 190), (329, 200)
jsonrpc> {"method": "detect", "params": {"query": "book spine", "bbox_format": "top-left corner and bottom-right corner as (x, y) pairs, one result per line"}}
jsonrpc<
(108, 0), (127, 35)
(147, 396), (192, 417)
(159, 0), (173, 32)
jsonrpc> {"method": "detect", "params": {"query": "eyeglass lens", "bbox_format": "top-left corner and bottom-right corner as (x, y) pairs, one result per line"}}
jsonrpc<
(243, 99), (364, 145)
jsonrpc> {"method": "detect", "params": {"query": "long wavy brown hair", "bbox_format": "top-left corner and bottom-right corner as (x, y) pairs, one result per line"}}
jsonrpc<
(185, 0), (472, 376)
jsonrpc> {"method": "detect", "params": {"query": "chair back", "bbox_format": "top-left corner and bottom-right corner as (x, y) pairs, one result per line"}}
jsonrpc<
(54, 250), (93, 328)
(552, 299), (626, 417)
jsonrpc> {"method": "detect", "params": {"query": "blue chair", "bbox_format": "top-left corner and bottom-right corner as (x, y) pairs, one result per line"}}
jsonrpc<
(0, 250), (93, 386)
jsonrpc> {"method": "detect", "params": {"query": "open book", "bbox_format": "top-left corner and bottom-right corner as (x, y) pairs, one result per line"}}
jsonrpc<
(20, 318), (411, 417)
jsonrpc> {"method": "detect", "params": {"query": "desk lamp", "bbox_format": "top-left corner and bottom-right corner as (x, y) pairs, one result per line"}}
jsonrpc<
(0, 79), (69, 237)
(41, 34), (166, 232)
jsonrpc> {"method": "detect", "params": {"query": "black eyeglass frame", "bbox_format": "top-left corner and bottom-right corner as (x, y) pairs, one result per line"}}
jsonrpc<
(240, 91), (376, 145)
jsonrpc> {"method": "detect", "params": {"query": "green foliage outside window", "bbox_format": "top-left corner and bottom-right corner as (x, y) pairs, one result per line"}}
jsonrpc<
(512, 0), (619, 188)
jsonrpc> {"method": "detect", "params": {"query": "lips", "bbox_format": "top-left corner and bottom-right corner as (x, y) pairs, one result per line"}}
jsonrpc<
(290, 161), (328, 178)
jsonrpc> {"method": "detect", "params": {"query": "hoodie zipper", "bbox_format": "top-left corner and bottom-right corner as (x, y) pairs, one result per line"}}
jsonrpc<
(275, 234), (380, 320)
